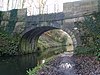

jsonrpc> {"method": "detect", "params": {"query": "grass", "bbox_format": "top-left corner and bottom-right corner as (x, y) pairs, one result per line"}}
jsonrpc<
(27, 55), (57, 75)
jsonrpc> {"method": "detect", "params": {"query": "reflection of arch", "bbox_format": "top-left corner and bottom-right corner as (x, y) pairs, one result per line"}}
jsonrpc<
(20, 26), (77, 54)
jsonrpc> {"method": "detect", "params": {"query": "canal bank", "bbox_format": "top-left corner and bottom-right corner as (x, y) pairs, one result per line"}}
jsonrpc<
(0, 54), (37, 75)
(28, 52), (100, 75)
(28, 52), (77, 75)
(0, 47), (67, 75)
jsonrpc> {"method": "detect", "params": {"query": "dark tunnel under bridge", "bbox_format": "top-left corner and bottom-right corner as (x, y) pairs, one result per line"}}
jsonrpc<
(19, 26), (78, 54)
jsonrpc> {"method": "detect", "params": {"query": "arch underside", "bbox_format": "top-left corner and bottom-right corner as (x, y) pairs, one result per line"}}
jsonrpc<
(20, 26), (78, 54)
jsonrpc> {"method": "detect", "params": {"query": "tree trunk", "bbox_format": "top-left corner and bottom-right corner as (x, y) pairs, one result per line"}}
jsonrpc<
(7, 0), (10, 10)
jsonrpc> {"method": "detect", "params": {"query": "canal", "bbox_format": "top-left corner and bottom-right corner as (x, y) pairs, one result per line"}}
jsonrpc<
(0, 47), (67, 75)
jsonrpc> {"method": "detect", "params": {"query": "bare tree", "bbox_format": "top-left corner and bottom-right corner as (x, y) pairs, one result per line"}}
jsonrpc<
(22, 0), (25, 8)
(15, 0), (17, 9)
(33, 0), (48, 14)
(0, 0), (3, 10)
(19, 0), (22, 8)
(7, 0), (10, 10)
(12, 0), (18, 9)
(11, 0), (13, 9)
(14, 0), (18, 9)
(40, 0), (47, 14)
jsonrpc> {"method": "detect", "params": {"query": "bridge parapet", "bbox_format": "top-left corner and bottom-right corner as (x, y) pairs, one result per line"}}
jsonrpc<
(63, 0), (99, 16)
(27, 12), (65, 22)
(27, 0), (100, 24)
(0, 9), (26, 21)
(0, 9), (27, 34)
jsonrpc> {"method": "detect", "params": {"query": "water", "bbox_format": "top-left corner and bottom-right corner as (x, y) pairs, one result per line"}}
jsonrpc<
(0, 47), (67, 75)
(0, 54), (37, 75)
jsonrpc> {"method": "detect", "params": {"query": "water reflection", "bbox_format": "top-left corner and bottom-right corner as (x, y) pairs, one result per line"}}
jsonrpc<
(37, 46), (66, 64)
(0, 46), (67, 75)
(0, 54), (37, 75)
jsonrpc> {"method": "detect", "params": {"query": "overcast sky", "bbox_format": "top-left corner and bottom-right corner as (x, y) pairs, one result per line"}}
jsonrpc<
(0, 0), (81, 15)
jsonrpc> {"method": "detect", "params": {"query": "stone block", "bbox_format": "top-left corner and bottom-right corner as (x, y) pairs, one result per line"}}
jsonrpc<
(13, 22), (25, 33)
(1, 9), (27, 21)
(0, 21), (9, 30)
(63, 0), (99, 17)
(2, 11), (11, 20)
(17, 9), (27, 21)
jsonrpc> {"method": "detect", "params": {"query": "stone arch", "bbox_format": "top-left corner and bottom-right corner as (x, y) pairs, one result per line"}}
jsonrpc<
(20, 26), (79, 54)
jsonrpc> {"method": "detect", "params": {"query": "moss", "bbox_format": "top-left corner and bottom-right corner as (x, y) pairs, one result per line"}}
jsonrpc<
(6, 9), (17, 34)
(0, 11), (2, 26)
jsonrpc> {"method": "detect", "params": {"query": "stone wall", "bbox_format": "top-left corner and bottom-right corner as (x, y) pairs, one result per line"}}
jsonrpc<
(63, 0), (99, 17)
(0, 9), (27, 34)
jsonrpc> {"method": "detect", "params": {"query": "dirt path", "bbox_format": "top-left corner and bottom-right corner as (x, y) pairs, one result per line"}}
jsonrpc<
(58, 52), (76, 75)
(37, 52), (100, 75)
(38, 52), (77, 75)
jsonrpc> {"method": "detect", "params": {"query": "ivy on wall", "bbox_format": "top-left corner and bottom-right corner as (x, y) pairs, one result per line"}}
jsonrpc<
(6, 9), (17, 34)
(75, 12), (100, 60)
(0, 11), (2, 26)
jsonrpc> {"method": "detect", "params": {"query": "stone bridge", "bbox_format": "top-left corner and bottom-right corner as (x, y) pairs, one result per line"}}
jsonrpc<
(0, 0), (100, 53)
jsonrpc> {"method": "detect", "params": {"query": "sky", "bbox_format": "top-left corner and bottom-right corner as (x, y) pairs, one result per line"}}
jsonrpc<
(0, 0), (81, 15)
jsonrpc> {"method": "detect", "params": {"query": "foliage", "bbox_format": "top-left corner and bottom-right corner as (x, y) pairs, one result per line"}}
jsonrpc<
(75, 12), (100, 60)
(27, 55), (56, 75)
(38, 47), (65, 60)
(27, 63), (45, 75)
(38, 29), (68, 51)
(0, 11), (2, 24)
(6, 9), (17, 34)
(0, 11), (2, 17)
(74, 46), (96, 56)
(0, 30), (20, 56)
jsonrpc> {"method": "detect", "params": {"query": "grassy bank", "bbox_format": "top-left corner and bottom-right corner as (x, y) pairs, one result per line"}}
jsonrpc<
(27, 55), (57, 75)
